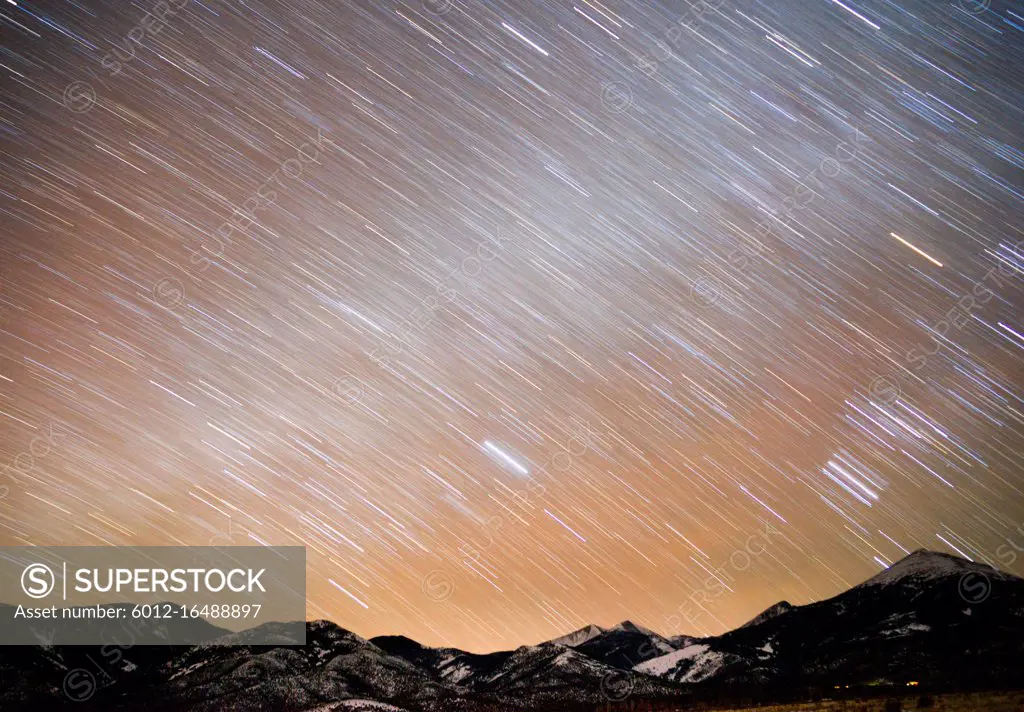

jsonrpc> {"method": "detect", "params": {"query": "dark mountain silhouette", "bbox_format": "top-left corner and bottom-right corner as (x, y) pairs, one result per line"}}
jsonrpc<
(738, 600), (794, 629)
(1, 549), (1022, 710)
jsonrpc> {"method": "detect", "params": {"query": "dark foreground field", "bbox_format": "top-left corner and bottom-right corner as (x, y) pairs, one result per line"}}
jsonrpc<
(683, 692), (1023, 712)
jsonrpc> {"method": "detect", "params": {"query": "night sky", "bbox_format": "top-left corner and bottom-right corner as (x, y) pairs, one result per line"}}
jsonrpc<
(1, 0), (1022, 652)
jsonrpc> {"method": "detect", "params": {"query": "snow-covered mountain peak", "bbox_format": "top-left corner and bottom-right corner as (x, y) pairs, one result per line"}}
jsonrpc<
(860, 549), (990, 588)
(550, 623), (606, 647)
(609, 620), (658, 636)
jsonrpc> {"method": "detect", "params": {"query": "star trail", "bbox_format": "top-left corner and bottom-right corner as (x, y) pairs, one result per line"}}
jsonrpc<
(0, 0), (1022, 652)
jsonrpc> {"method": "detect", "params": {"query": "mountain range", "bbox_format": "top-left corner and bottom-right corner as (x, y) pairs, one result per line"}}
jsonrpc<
(2, 549), (1022, 711)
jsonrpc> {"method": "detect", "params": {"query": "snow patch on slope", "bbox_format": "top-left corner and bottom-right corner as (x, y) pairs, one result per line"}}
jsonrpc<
(634, 643), (725, 682)
(332, 701), (408, 711)
(438, 658), (476, 684)
(880, 623), (931, 638)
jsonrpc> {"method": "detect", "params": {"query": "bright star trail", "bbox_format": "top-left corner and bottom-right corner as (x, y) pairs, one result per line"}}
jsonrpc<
(0, 0), (1022, 653)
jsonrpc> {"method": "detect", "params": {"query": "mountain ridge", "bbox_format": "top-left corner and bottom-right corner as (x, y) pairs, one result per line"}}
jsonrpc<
(370, 548), (1014, 652)
(1, 548), (1021, 711)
